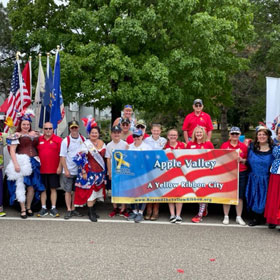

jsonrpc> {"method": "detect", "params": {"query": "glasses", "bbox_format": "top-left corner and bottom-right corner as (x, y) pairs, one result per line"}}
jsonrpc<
(133, 135), (141, 138)
(122, 123), (129, 127)
(70, 127), (78, 129)
(136, 125), (145, 129)
(230, 133), (240, 135)
(44, 127), (53, 130)
(195, 104), (202, 107)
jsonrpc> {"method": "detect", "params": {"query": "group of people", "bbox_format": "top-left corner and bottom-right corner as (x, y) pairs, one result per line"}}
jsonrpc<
(1, 99), (280, 229)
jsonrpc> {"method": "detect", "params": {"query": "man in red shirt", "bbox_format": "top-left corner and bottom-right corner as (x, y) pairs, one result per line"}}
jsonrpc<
(37, 122), (62, 217)
(182, 99), (213, 144)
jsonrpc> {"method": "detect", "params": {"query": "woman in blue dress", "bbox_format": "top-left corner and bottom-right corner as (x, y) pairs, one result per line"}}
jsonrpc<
(246, 126), (274, 226)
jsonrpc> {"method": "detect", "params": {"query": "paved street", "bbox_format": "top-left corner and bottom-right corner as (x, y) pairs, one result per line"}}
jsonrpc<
(1, 203), (280, 280)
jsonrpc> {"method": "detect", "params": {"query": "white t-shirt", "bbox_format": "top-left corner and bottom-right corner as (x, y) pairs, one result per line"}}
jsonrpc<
(144, 136), (167, 150)
(105, 140), (127, 158)
(60, 135), (85, 175)
(128, 142), (152, 151)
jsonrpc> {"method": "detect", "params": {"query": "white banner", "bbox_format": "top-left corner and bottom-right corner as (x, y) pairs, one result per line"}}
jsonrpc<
(266, 77), (280, 136)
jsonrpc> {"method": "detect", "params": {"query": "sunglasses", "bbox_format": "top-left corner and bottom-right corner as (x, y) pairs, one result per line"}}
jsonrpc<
(133, 135), (141, 138)
(136, 125), (145, 129)
(122, 123), (129, 126)
(70, 126), (79, 129)
(230, 133), (240, 135)
(195, 104), (202, 107)
(44, 127), (53, 130)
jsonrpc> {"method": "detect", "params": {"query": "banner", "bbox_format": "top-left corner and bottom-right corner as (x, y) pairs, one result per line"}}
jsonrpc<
(112, 149), (239, 205)
(266, 77), (280, 136)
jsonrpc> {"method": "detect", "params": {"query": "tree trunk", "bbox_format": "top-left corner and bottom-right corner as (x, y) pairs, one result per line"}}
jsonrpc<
(220, 105), (228, 143)
(111, 101), (122, 125)
(110, 80), (122, 124)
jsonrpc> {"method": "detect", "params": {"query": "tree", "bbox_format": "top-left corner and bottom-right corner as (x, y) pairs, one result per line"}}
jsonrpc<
(0, 2), (15, 97)
(8, 0), (254, 123)
(228, 0), (280, 132)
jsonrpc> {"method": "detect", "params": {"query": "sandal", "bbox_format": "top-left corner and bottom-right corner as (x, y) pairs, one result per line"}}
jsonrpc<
(20, 210), (27, 219)
(150, 214), (159, 221)
(26, 209), (33, 217)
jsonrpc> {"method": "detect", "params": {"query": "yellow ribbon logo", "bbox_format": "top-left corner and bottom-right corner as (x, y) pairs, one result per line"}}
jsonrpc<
(114, 152), (130, 170)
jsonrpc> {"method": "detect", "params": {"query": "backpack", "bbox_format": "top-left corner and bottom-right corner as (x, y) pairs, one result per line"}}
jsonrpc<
(66, 134), (85, 149)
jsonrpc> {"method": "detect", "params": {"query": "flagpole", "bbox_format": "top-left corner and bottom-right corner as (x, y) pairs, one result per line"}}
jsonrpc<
(53, 46), (60, 135)
(45, 52), (50, 125)
(16, 51), (24, 111)
(55, 45), (60, 71)
(29, 56), (32, 100)
(46, 52), (50, 79)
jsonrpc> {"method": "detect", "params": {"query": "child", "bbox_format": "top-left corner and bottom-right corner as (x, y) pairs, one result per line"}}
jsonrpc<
(105, 125), (129, 218)
(144, 124), (167, 220)
(127, 129), (151, 222)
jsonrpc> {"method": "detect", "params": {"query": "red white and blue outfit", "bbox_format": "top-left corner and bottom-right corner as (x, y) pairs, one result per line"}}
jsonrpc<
(74, 140), (107, 206)
(264, 145), (280, 224)
(6, 135), (45, 205)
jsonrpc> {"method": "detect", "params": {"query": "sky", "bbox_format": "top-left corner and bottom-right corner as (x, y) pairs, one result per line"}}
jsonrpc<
(1, 0), (8, 7)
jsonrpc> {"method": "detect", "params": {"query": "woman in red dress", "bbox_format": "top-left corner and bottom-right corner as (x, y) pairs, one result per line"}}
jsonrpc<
(74, 119), (106, 222)
(264, 125), (280, 229)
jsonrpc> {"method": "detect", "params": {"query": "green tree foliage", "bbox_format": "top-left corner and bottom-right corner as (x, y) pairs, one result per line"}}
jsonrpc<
(8, 0), (254, 123)
(229, 0), (280, 131)
(0, 2), (15, 97)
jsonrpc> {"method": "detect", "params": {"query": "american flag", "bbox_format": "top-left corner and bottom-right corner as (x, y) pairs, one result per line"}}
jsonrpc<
(4, 62), (31, 132)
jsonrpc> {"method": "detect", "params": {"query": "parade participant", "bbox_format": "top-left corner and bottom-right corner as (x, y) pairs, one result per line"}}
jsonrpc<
(127, 129), (152, 223)
(0, 131), (6, 217)
(144, 124), (167, 221)
(273, 124), (280, 145)
(246, 126), (274, 226)
(73, 117), (106, 222)
(220, 127), (248, 226)
(187, 126), (214, 223)
(120, 118), (132, 141)
(113, 104), (136, 132)
(264, 127), (280, 229)
(271, 116), (280, 145)
(6, 109), (44, 219)
(182, 99), (213, 144)
(60, 120), (84, 220)
(144, 124), (167, 150)
(37, 122), (62, 217)
(106, 125), (129, 218)
(126, 119), (149, 144)
(164, 129), (185, 223)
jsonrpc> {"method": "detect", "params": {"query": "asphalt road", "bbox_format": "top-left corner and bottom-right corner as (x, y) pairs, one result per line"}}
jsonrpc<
(1, 204), (280, 280)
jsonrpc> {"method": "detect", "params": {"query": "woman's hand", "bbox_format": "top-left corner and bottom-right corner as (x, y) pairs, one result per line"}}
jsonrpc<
(14, 163), (20, 173)
(29, 131), (39, 137)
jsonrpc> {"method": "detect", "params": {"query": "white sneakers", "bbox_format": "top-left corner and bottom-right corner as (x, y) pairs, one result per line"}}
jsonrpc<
(223, 215), (229, 225)
(236, 216), (246, 226)
(222, 215), (246, 226)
